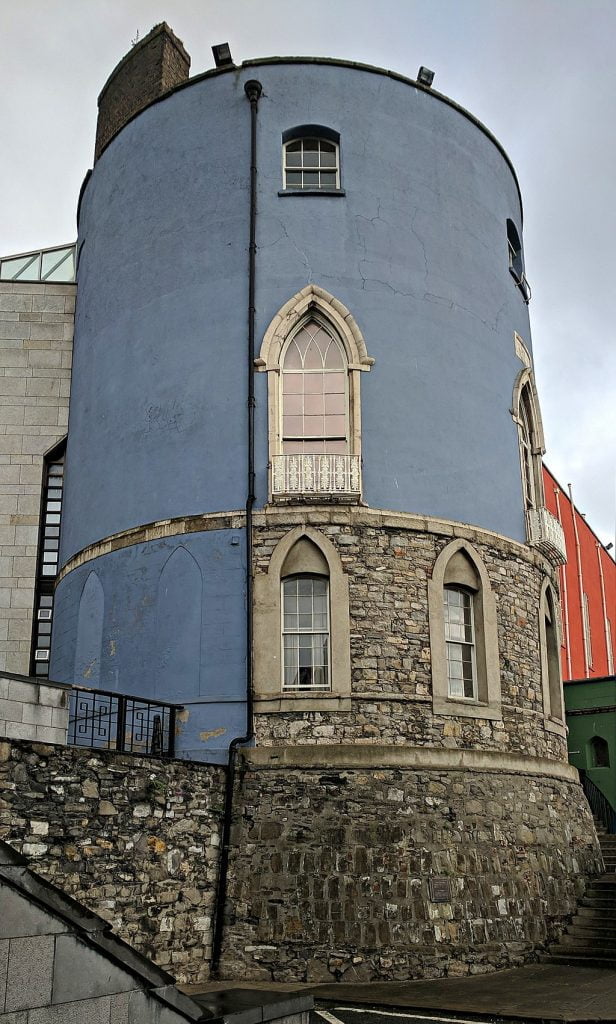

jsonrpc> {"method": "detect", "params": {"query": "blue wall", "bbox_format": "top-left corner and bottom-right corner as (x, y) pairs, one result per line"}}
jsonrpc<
(54, 60), (535, 755)
(63, 60), (531, 564)
(51, 529), (246, 762)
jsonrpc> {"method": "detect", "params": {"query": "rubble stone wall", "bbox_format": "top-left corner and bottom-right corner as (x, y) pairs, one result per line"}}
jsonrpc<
(0, 739), (225, 984)
(253, 508), (567, 760)
(220, 750), (602, 982)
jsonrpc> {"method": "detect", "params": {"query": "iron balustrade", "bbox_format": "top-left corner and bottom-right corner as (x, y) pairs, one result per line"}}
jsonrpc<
(579, 769), (616, 835)
(68, 685), (179, 758)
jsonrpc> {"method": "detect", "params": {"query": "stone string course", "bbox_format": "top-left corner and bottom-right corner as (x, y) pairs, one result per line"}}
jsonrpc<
(220, 762), (601, 982)
(253, 515), (566, 760)
(0, 740), (224, 984)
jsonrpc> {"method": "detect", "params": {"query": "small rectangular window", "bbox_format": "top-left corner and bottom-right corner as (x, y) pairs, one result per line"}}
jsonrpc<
(283, 138), (340, 191)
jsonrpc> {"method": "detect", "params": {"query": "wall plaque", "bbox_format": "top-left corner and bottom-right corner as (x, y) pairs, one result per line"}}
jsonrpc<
(429, 876), (452, 903)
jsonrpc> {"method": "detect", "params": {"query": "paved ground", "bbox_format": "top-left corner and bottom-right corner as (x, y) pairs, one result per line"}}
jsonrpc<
(183, 964), (616, 1022)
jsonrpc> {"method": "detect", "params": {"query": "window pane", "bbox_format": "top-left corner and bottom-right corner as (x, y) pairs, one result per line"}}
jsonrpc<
(286, 171), (302, 186)
(320, 172), (337, 188)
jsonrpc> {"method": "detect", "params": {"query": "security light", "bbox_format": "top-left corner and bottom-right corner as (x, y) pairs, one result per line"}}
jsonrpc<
(417, 66), (435, 87)
(212, 42), (233, 67)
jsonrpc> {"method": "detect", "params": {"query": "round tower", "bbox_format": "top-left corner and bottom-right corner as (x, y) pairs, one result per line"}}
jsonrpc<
(51, 29), (600, 980)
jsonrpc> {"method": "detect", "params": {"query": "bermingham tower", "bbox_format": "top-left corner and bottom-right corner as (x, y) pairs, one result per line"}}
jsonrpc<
(51, 24), (600, 980)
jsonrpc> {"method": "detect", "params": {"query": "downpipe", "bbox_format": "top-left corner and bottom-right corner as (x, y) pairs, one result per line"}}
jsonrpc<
(211, 78), (262, 978)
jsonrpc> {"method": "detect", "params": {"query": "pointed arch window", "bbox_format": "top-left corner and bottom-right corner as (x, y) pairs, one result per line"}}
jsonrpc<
(540, 580), (565, 731)
(258, 286), (374, 499)
(253, 526), (351, 712)
(428, 540), (501, 721)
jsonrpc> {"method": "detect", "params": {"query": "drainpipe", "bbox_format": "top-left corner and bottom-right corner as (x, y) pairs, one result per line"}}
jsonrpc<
(568, 483), (589, 678)
(596, 542), (612, 674)
(553, 486), (572, 680)
(211, 78), (263, 978)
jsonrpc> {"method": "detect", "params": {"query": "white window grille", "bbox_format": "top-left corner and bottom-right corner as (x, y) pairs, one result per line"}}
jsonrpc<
(282, 576), (330, 691)
(283, 138), (339, 190)
(444, 587), (477, 699)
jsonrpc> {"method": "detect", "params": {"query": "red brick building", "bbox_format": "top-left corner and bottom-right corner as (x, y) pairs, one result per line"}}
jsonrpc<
(543, 465), (615, 680)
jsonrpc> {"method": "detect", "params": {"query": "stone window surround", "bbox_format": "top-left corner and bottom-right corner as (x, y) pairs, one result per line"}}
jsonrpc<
(255, 285), (374, 501)
(511, 367), (546, 515)
(429, 539), (502, 721)
(539, 577), (567, 737)
(253, 525), (351, 713)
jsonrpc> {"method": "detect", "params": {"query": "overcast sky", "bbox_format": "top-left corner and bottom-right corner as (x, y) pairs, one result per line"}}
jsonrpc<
(1, 0), (614, 544)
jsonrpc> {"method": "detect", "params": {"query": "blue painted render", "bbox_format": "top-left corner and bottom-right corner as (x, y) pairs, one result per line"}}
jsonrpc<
(62, 59), (531, 565)
(53, 59), (538, 758)
(51, 529), (246, 762)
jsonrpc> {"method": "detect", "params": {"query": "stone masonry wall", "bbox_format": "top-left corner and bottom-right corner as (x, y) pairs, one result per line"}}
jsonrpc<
(0, 281), (74, 675)
(220, 757), (602, 982)
(0, 739), (225, 984)
(253, 509), (567, 761)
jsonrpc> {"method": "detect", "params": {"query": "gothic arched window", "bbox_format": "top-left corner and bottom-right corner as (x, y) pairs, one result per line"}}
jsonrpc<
(428, 539), (501, 721)
(258, 286), (374, 498)
(281, 318), (348, 456)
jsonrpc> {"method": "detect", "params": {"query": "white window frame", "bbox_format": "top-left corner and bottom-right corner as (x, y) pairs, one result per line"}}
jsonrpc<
(444, 586), (478, 701)
(282, 137), (340, 191)
(281, 575), (331, 692)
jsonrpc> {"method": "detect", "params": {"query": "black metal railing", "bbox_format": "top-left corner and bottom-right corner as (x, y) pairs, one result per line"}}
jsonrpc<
(580, 769), (616, 835)
(68, 685), (179, 758)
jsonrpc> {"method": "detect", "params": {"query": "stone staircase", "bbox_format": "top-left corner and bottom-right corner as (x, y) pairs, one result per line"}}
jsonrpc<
(544, 821), (616, 967)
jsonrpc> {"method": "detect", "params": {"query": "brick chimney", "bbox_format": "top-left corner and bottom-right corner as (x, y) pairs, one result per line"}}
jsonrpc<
(95, 23), (190, 160)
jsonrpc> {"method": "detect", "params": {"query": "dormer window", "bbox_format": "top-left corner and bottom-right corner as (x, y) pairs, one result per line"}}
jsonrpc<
(281, 125), (341, 193)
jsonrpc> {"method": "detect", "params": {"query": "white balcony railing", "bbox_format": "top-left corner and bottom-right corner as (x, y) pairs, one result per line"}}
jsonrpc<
(527, 507), (567, 564)
(272, 454), (361, 497)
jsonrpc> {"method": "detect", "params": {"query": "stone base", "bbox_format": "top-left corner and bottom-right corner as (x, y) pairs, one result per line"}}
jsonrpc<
(220, 748), (602, 982)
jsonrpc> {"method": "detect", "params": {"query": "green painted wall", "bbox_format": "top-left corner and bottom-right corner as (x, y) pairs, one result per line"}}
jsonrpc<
(565, 677), (616, 809)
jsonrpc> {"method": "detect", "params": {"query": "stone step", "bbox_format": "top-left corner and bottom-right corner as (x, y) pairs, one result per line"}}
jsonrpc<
(576, 905), (616, 921)
(541, 952), (616, 968)
(587, 877), (616, 889)
(567, 922), (616, 940)
(581, 895), (616, 909)
(558, 932), (616, 950)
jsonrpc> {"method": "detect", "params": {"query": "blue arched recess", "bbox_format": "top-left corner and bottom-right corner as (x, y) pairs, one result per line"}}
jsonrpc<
(155, 546), (202, 700)
(74, 570), (104, 686)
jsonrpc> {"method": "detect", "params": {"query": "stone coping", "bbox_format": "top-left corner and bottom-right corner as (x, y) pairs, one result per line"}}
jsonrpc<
(57, 505), (542, 583)
(240, 744), (579, 782)
(0, 670), (72, 691)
